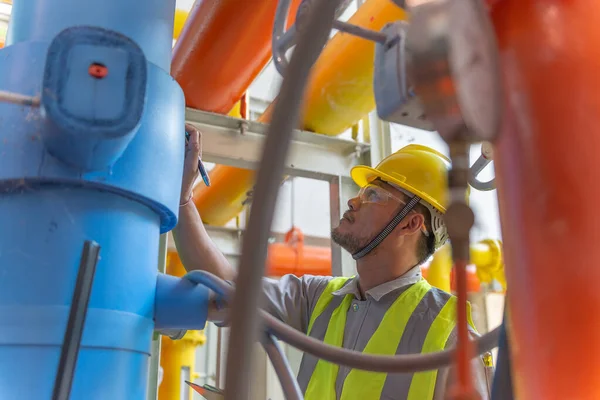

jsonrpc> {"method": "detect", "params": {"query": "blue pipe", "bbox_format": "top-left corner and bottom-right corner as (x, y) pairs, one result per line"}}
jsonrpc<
(7, 0), (175, 71)
(155, 274), (209, 331)
(0, 0), (209, 398)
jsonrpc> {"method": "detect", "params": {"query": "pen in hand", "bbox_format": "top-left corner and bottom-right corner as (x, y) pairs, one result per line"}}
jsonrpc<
(185, 129), (211, 187)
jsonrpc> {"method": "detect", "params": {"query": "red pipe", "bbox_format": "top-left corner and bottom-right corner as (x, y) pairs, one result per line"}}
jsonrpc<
(451, 260), (476, 400)
(171, 0), (301, 114)
(491, 1), (600, 398)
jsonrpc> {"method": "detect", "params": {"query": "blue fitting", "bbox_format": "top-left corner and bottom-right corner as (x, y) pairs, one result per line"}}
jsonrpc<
(155, 274), (210, 331)
(0, 42), (184, 233)
(41, 27), (148, 171)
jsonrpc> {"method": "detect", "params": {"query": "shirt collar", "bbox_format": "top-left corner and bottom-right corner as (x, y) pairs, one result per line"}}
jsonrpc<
(332, 265), (423, 301)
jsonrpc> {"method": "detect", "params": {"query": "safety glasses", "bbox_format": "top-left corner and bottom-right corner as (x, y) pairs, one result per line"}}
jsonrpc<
(357, 184), (430, 237)
(357, 184), (407, 206)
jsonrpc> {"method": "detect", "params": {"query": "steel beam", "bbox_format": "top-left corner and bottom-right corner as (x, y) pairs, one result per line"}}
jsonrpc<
(185, 108), (370, 180)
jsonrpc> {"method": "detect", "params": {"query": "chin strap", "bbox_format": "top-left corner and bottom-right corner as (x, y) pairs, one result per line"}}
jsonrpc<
(352, 195), (422, 260)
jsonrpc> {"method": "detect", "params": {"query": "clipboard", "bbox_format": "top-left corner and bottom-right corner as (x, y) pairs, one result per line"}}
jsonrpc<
(185, 381), (224, 400)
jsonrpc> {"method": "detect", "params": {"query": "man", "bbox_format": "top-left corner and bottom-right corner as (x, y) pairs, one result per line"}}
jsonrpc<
(172, 124), (491, 399)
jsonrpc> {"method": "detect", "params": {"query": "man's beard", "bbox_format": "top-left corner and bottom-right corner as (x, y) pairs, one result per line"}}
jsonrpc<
(331, 227), (369, 254)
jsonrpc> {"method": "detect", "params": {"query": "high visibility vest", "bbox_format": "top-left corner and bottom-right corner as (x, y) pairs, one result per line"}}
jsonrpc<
(304, 277), (476, 400)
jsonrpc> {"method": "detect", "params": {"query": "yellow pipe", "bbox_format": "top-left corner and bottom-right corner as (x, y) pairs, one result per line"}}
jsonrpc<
(159, 251), (207, 400)
(426, 240), (505, 292)
(159, 331), (206, 400)
(228, 98), (243, 119)
(173, 9), (189, 41)
(426, 244), (453, 292)
(472, 239), (505, 290)
(300, 0), (408, 135)
(361, 115), (371, 143)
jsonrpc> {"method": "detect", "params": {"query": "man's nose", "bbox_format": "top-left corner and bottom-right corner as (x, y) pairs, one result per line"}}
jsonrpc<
(347, 196), (361, 210)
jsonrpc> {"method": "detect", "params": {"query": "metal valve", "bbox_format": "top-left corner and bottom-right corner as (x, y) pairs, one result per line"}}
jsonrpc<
(400, 3), (502, 397)
(404, 0), (502, 143)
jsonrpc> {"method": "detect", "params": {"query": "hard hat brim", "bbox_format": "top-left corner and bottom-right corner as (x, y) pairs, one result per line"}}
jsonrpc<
(350, 165), (446, 213)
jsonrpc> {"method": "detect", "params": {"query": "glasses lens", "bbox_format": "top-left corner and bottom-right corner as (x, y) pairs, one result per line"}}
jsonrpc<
(359, 185), (391, 205)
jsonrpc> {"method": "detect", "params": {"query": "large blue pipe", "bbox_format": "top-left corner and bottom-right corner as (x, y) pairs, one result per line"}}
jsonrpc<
(0, 0), (209, 398)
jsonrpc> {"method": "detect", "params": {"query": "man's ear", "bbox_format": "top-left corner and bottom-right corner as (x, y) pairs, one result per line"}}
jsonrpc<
(400, 213), (425, 236)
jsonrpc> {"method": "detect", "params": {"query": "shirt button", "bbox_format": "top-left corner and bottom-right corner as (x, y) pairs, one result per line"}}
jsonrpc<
(352, 304), (359, 312)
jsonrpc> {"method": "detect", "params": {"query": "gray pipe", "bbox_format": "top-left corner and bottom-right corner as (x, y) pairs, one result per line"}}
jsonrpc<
(223, 0), (340, 398)
(262, 334), (303, 400)
(185, 271), (501, 374)
(469, 153), (496, 191)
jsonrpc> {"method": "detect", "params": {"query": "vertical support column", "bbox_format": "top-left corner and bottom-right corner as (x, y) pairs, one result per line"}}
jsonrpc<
(368, 110), (393, 167)
(490, 1), (600, 398)
(329, 175), (359, 277)
(330, 175), (344, 277)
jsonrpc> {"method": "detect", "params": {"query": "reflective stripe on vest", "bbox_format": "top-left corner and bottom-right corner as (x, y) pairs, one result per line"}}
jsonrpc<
(304, 278), (474, 400)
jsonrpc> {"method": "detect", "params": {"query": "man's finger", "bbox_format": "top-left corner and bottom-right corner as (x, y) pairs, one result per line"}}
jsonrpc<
(185, 123), (202, 158)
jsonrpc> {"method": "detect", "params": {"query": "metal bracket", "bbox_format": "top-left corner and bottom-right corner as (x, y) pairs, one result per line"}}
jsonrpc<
(373, 21), (412, 124)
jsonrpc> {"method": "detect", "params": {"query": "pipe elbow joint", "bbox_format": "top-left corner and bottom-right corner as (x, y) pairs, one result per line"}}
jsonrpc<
(40, 26), (147, 171)
(154, 273), (210, 331)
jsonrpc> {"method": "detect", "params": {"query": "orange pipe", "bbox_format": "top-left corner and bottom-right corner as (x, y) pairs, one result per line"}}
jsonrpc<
(193, 165), (255, 226)
(240, 92), (249, 120)
(171, 0), (301, 113)
(491, 1), (600, 399)
(194, 0), (406, 226)
(166, 250), (186, 278)
(167, 227), (330, 278)
(266, 227), (331, 277)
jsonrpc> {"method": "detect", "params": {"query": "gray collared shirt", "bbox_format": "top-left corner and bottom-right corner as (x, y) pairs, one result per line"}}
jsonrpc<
(261, 266), (491, 399)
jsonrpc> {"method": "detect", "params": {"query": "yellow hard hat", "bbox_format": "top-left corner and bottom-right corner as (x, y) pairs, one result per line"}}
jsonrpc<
(351, 144), (451, 213)
(351, 144), (462, 249)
